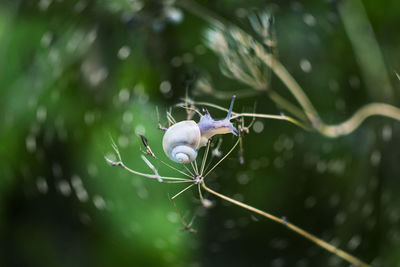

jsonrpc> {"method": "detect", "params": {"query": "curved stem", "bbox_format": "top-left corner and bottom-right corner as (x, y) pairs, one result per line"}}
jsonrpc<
(172, 199), (197, 233)
(267, 90), (308, 122)
(105, 157), (191, 182)
(172, 183), (196, 199)
(264, 54), (400, 136)
(153, 156), (194, 179)
(255, 33), (400, 136)
(178, 0), (400, 138)
(259, 54), (321, 125)
(202, 182), (371, 267)
(203, 138), (240, 178)
(192, 100), (400, 137)
(231, 112), (311, 130)
(187, 101), (311, 130)
(200, 140), (211, 176)
(318, 103), (400, 137)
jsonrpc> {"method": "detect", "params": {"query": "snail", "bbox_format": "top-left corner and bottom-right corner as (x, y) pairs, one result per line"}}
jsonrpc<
(162, 96), (238, 164)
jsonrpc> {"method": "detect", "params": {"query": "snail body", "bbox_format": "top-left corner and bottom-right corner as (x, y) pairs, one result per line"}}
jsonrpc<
(162, 96), (237, 164)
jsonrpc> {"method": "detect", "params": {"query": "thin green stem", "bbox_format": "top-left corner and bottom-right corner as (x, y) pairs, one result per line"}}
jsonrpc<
(163, 180), (196, 184)
(204, 138), (240, 178)
(202, 182), (371, 267)
(178, 1), (321, 126)
(267, 90), (308, 122)
(105, 157), (191, 182)
(172, 183), (196, 200)
(198, 183), (204, 203)
(191, 161), (198, 176)
(200, 140), (211, 176)
(194, 160), (199, 176)
(179, 0), (400, 139)
(154, 157), (194, 179)
(190, 101), (311, 130)
(231, 112), (311, 130)
(318, 103), (400, 137)
(261, 54), (321, 124)
(183, 164), (195, 177)
(171, 198), (197, 233)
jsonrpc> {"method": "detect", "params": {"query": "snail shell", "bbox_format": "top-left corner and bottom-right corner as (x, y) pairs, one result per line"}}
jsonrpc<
(162, 96), (238, 164)
(162, 120), (201, 164)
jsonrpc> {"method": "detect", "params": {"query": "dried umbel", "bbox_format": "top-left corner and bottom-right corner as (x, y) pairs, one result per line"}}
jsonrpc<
(162, 96), (237, 163)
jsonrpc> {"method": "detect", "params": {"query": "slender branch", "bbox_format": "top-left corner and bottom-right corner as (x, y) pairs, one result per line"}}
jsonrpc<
(183, 164), (195, 177)
(105, 157), (191, 181)
(105, 140), (192, 182)
(171, 198), (197, 233)
(198, 183), (204, 203)
(204, 138), (240, 178)
(190, 100), (400, 138)
(163, 180), (196, 184)
(231, 112), (311, 130)
(339, 0), (393, 100)
(200, 140), (211, 176)
(230, 112), (286, 121)
(177, 1), (321, 126)
(262, 54), (400, 135)
(153, 156), (194, 179)
(318, 103), (400, 137)
(267, 90), (308, 122)
(141, 155), (162, 182)
(184, 101), (310, 130)
(179, 0), (400, 139)
(202, 182), (371, 267)
(194, 160), (199, 176)
(172, 183), (196, 199)
(191, 161), (199, 176)
(260, 54), (321, 125)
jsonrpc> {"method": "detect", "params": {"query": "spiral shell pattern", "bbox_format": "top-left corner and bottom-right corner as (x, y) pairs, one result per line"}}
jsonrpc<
(170, 145), (198, 164)
(162, 120), (201, 164)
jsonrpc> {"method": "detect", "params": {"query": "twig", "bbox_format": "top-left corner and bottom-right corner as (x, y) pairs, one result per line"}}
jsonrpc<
(138, 133), (194, 179)
(105, 156), (190, 181)
(180, 101), (310, 130)
(172, 183), (196, 199)
(204, 138), (240, 178)
(201, 182), (371, 267)
(141, 155), (162, 182)
(317, 103), (400, 137)
(106, 139), (192, 182)
(171, 198), (197, 233)
(200, 140), (211, 176)
(181, 3), (400, 137)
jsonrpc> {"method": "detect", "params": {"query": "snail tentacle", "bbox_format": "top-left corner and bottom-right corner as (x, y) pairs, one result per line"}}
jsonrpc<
(162, 96), (238, 164)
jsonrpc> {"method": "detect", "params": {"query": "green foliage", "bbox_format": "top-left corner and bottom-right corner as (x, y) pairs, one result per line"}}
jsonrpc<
(1, 1), (400, 267)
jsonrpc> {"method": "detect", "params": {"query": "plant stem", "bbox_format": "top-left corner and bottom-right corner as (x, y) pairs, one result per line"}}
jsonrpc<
(189, 101), (310, 130)
(105, 157), (191, 182)
(259, 54), (321, 125)
(267, 90), (308, 122)
(201, 182), (371, 267)
(178, 0), (400, 138)
(318, 103), (400, 137)
(203, 138), (240, 178)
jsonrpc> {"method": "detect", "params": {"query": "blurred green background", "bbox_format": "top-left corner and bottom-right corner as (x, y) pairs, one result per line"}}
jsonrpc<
(1, 0), (400, 266)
